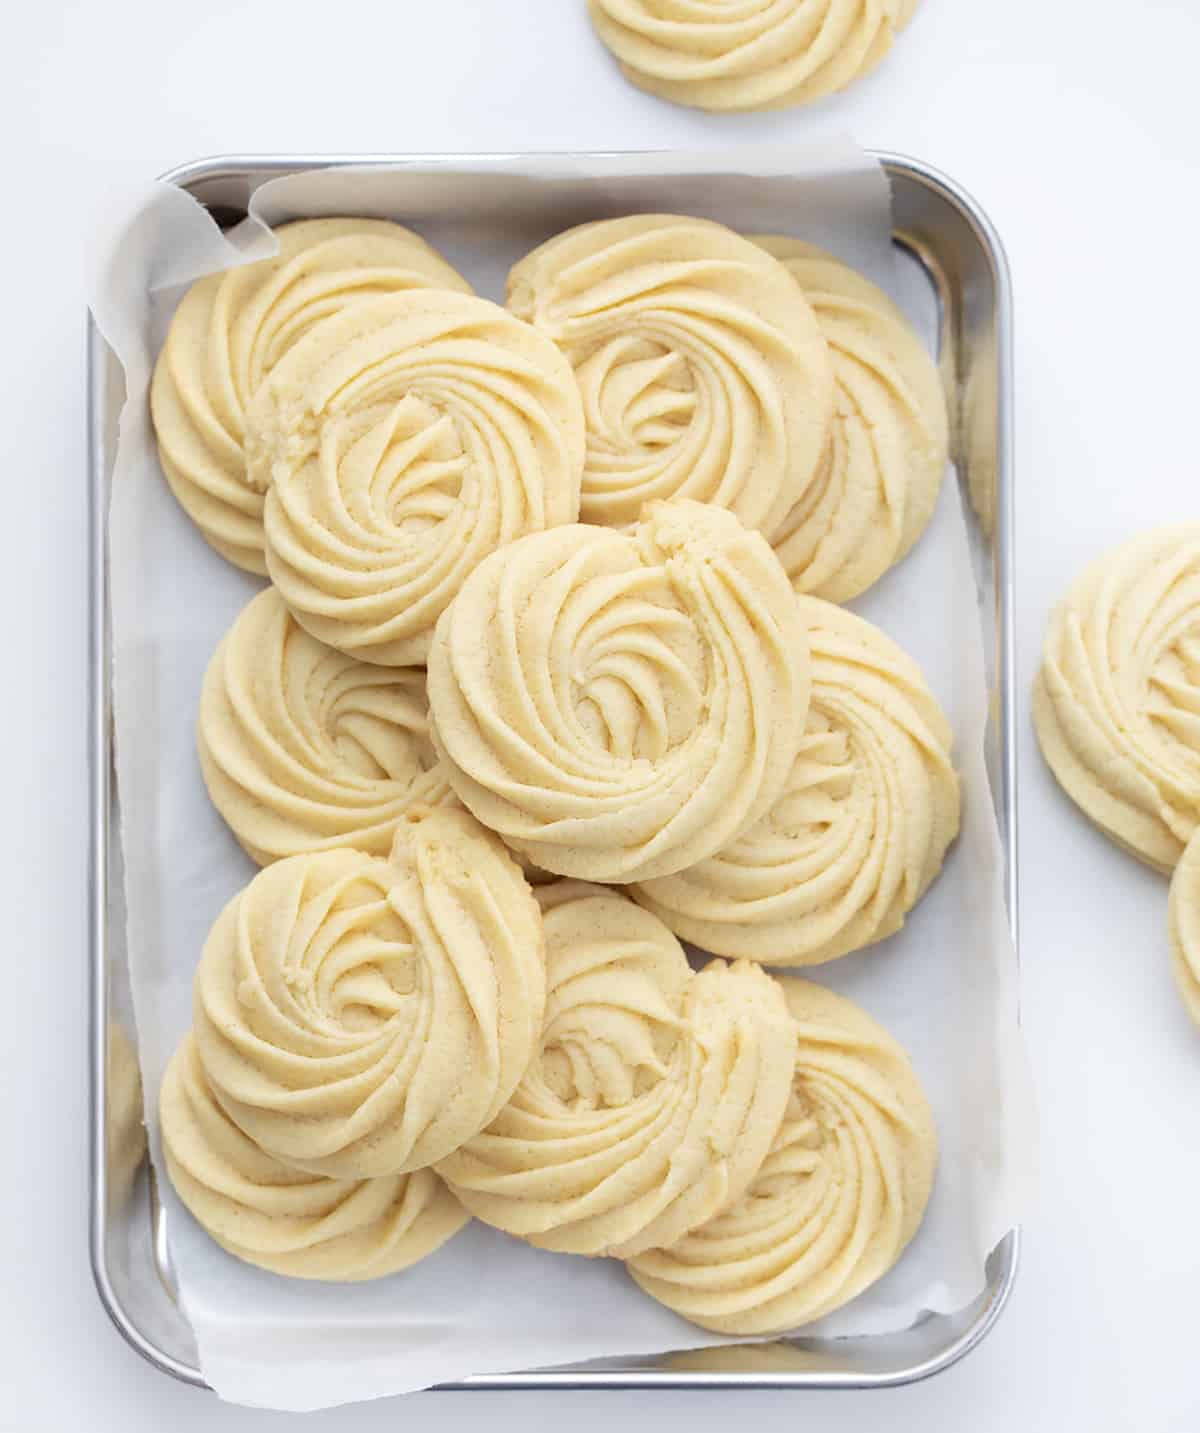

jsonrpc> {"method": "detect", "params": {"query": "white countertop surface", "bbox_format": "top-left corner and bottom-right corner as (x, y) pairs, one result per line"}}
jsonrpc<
(4, 2), (1198, 1428)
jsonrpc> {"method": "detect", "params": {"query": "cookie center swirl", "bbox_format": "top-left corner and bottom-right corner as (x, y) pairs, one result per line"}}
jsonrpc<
(765, 712), (857, 842)
(578, 335), (697, 455)
(363, 398), (469, 538)
(316, 398), (474, 555)
(758, 1079), (892, 1227)
(760, 701), (897, 898)
(319, 350), (552, 540)
(324, 691), (428, 784)
(566, 575), (707, 763)
(536, 938), (684, 1110)
(265, 880), (420, 1038)
(538, 1005), (674, 1110)
(283, 643), (434, 788)
(569, 313), (777, 523)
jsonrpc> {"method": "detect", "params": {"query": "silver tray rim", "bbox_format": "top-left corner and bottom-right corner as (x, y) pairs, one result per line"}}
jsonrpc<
(88, 147), (1019, 1395)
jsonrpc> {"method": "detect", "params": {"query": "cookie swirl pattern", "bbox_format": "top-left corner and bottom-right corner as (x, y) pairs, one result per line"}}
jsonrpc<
(633, 597), (959, 965)
(198, 588), (451, 865)
(588, 0), (921, 114)
(1033, 526), (1200, 871)
(192, 807), (546, 1178)
(627, 978), (936, 1333)
(245, 290), (586, 665)
(750, 237), (948, 602)
(150, 218), (471, 573)
(427, 499), (810, 883)
(507, 215), (833, 537)
(437, 885), (795, 1257)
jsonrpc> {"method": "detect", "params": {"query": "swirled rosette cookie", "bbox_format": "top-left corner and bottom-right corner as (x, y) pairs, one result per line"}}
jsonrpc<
(437, 884), (794, 1257)
(1033, 526), (1200, 871)
(427, 499), (810, 882)
(198, 588), (451, 865)
(506, 215), (833, 537)
(749, 238), (948, 602)
(161, 1036), (468, 1280)
(633, 597), (959, 964)
(1170, 828), (1200, 1027)
(588, 0), (920, 113)
(244, 290), (586, 665)
(150, 219), (471, 573)
(192, 806), (545, 1178)
(627, 978), (936, 1333)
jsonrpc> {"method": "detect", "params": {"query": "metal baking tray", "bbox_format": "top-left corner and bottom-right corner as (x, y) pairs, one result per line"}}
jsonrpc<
(88, 150), (1018, 1393)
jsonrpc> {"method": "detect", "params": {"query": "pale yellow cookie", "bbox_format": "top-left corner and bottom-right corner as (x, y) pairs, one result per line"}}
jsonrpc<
(437, 884), (795, 1258)
(150, 219), (471, 573)
(1170, 828), (1200, 1027)
(161, 1036), (469, 1281)
(588, 0), (920, 113)
(427, 499), (810, 883)
(1033, 526), (1200, 872)
(749, 238), (948, 602)
(507, 215), (833, 537)
(627, 978), (937, 1334)
(244, 290), (586, 666)
(192, 806), (545, 1178)
(198, 588), (451, 865)
(633, 597), (958, 964)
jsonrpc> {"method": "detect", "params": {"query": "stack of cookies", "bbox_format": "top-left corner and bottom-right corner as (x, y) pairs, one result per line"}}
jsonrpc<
(151, 212), (955, 1333)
